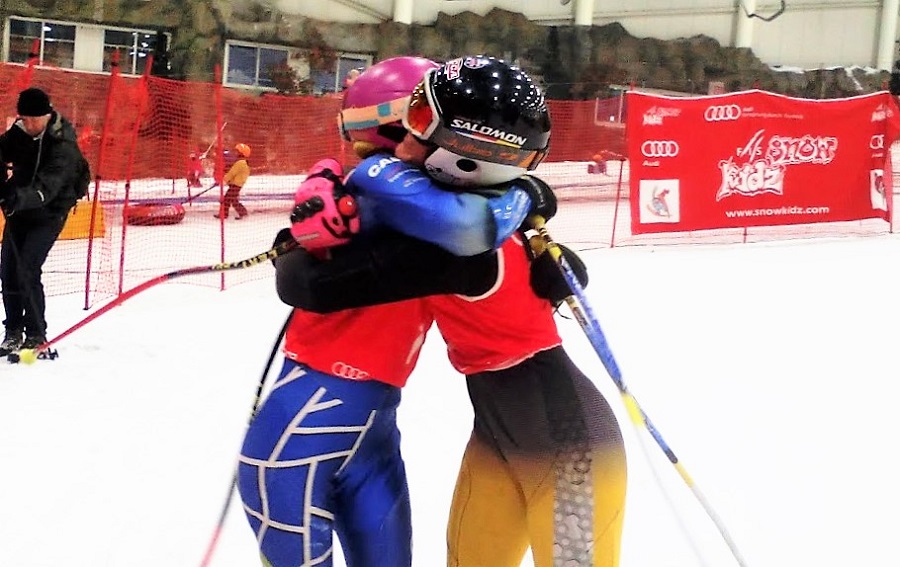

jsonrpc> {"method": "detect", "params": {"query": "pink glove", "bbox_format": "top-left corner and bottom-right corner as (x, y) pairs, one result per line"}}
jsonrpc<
(290, 159), (360, 250)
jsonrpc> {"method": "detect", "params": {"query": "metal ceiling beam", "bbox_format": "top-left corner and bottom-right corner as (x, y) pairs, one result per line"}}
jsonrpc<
(317, 0), (391, 22)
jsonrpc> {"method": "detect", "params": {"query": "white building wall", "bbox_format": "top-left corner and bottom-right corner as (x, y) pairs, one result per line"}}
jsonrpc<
(271, 0), (899, 70)
(273, 0), (392, 23)
(600, 12), (734, 46)
(752, 6), (878, 68)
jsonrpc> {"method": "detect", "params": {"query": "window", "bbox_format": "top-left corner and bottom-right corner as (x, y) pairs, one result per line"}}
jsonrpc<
(306, 53), (372, 94)
(7, 19), (41, 63)
(8, 18), (75, 68)
(224, 41), (371, 94)
(103, 30), (158, 75)
(333, 54), (370, 92)
(5, 17), (165, 76)
(225, 42), (289, 88)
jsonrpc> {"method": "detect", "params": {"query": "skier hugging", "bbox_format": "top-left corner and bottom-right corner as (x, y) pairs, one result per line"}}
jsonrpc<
(237, 55), (626, 567)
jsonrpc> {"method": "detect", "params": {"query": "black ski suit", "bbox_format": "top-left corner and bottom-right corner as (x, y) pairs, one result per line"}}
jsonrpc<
(0, 112), (85, 340)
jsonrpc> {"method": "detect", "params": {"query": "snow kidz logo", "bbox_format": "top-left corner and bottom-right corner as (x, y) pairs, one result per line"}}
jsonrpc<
(642, 106), (681, 126)
(766, 133), (838, 166)
(704, 104), (741, 122)
(331, 362), (370, 380)
(641, 140), (679, 158)
(716, 129), (837, 201)
(872, 104), (894, 122)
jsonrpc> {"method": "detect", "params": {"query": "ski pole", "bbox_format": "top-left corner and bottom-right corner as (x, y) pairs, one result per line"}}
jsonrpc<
(18, 239), (298, 361)
(198, 311), (292, 567)
(528, 215), (749, 567)
(184, 183), (219, 205)
(198, 121), (228, 160)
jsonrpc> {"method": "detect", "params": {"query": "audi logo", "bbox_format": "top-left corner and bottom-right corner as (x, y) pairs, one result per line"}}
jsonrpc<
(641, 140), (680, 158)
(870, 135), (885, 150)
(704, 104), (741, 122)
(331, 362), (370, 380)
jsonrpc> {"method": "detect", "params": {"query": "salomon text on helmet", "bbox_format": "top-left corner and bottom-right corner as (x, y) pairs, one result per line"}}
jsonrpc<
(403, 55), (551, 187)
(339, 56), (440, 154)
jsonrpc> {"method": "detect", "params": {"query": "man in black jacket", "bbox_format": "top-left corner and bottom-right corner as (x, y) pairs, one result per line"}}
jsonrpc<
(0, 88), (86, 355)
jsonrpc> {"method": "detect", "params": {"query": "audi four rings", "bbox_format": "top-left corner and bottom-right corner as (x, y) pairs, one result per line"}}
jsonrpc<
(870, 135), (885, 150)
(641, 140), (680, 158)
(704, 104), (742, 121)
(330, 362), (370, 380)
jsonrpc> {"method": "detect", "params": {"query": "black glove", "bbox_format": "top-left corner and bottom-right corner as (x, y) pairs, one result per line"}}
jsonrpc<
(528, 238), (588, 305)
(273, 227), (293, 247)
(516, 175), (557, 222)
(0, 185), (16, 217)
(271, 227), (296, 265)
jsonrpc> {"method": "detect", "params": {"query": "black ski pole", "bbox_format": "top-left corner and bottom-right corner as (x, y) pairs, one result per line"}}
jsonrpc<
(15, 239), (299, 362)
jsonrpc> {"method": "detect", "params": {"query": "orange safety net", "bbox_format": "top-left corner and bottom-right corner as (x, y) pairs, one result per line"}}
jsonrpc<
(6, 61), (884, 310)
(0, 61), (631, 308)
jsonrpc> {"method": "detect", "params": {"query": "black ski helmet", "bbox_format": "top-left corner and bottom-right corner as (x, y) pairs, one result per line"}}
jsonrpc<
(403, 55), (551, 186)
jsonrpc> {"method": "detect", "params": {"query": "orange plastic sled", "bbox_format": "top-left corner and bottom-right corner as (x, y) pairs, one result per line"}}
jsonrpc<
(124, 202), (186, 226)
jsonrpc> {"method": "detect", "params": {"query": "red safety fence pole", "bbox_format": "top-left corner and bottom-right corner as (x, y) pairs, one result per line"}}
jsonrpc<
(213, 65), (226, 290)
(83, 52), (122, 308)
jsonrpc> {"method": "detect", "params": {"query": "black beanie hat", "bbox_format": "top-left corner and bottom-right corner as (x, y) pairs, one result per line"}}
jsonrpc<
(17, 88), (52, 117)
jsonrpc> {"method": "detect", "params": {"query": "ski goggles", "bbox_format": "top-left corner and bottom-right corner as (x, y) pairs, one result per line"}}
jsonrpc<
(402, 73), (549, 170)
(402, 77), (442, 141)
(338, 96), (411, 141)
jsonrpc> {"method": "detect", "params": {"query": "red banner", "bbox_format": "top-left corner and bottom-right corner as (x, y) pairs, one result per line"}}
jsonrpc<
(626, 90), (900, 234)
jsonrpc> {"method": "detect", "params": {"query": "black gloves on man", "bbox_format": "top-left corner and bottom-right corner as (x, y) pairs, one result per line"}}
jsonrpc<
(0, 180), (15, 217)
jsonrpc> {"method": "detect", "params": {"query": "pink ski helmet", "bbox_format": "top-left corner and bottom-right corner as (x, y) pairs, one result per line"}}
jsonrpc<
(339, 56), (439, 152)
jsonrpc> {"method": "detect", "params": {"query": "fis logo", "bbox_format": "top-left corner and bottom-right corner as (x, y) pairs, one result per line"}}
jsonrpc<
(704, 104), (741, 122)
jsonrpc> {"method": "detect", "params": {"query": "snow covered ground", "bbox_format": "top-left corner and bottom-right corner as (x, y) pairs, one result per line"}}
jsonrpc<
(2, 231), (900, 567)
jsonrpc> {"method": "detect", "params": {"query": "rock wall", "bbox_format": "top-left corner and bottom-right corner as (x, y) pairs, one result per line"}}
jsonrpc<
(3, 1), (889, 97)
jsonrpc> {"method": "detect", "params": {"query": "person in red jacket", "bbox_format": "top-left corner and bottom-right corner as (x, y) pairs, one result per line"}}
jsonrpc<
(276, 56), (627, 567)
(186, 150), (203, 188)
